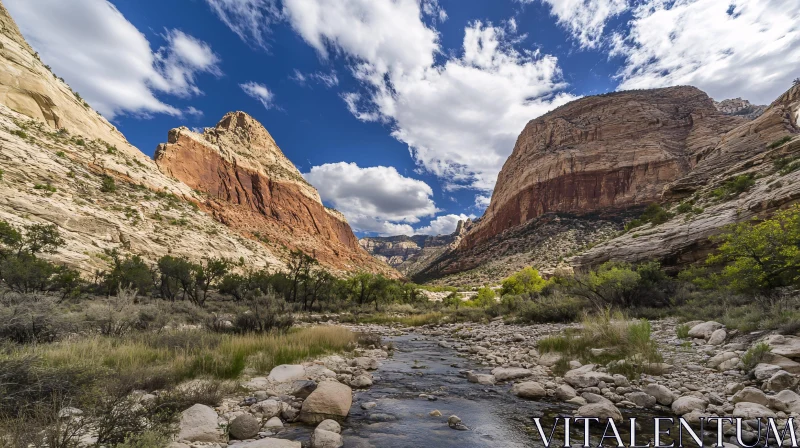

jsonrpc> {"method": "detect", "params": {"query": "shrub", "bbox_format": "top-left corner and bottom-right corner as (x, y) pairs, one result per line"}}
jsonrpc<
(99, 251), (154, 296)
(472, 286), (496, 308)
(710, 174), (755, 200)
(705, 205), (800, 292)
(570, 261), (641, 309)
(767, 135), (793, 150)
(676, 324), (690, 339)
(33, 182), (56, 194)
(625, 203), (673, 230)
(741, 342), (770, 372)
(515, 295), (585, 323)
(233, 292), (294, 333)
(100, 175), (116, 193)
(500, 267), (547, 296)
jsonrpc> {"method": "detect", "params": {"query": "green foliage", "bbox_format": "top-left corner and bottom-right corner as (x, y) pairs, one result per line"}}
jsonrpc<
(500, 267), (547, 296)
(11, 129), (27, 139)
(710, 174), (755, 200)
(100, 175), (117, 193)
(705, 205), (800, 292)
(774, 156), (800, 175)
(569, 261), (673, 309)
(34, 182), (57, 194)
(768, 135), (793, 150)
(676, 324), (690, 339)
(741, 342), (770, 372)
(625, 203), (673, 231)
(472, 286), (496, 308)
(100, 250), (154, 296)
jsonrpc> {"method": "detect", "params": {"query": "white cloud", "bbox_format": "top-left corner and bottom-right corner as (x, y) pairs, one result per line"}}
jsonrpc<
(474, 194), (491, 210)
(303, 162), (439, 235)
(185, 106), (204, 118)
(240, 81), (276, 109)
(205, 0), (280, 50)
(6, 0), (221, 119)
(532, 0), (628, 49)
(613, 0), (800, 104)
(415, 213), (471, 236)
(291, 69), (339, 87)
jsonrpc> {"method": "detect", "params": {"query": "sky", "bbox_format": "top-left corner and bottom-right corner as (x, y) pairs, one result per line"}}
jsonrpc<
(6, 0), (800, 237)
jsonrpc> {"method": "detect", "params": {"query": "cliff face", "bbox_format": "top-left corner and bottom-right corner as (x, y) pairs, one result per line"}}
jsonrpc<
(418, 85), (799, 285)
(0, 1), (394, 277)
(463, 86), (744, 250)
(154, 114), (395, 276)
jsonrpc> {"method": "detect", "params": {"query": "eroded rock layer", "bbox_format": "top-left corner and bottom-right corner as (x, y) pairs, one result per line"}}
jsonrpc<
(154, 115), (394, 276)
(464, 86), (744, 250)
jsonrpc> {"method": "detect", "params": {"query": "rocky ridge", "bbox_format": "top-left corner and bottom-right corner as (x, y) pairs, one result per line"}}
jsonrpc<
(0, 2), (393, 276)
(154, 114), (395, 276)
(714, 98), (768, 120)
(359, 220), (468, 277)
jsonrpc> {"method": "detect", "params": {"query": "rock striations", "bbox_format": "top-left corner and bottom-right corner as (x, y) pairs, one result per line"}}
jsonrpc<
(0, 1), (394, 277)
(413, 85), (800, 284)
(154, 114), (394, 275)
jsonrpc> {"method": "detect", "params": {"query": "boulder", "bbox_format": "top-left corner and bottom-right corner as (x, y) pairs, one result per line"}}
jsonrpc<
(350, 374), (373, 388)
(725, 382), (745, 395)
(643, 384), (676, 406)
(491, 367), (533, 382)
(626, 392), (657, 408)
(466, 372), (496, 385)
(687, 322), (724, 339)
(317, 420), (341, 434)
(312, 428), (343, 448)
(268, 365), (306, 383)
(707, 329), (727, 346)
(774, 390), (800, 414)
(555, 384), (577, 401)
(177, 404), (223, 443)
(564, 365), (614, 388)
(671, 396), (707, 415)
(350, 357), (379, 370)
(732, 402), (776, 419)
(753, 363), (782, 381)
(576, 402), (623, 421)
(229, 413), (261, 440)
(300, 382), (353, 423)
(765, 335), (800, 360)
(538, 352), (563, 367)
(252, 399), (283, 419)
(765, 370), (798, 392)
(732, 387), (769, 406)
(762, 353), (800, 375)
(290, 380), (318, 399)
(263, 416), (284, 432)
(707, 352), (738, 370)
(511, 381), (546, 399)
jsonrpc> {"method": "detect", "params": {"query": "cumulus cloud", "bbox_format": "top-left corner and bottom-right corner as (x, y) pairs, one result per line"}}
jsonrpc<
(207, 0), (573, 192)
(415, 213), (472, 236)
(612, 0), (800, 104)
(303, 162), (439, 235)
(474, 194), (492, 210)
(531, 0), (628, 48)
(240, 81), (276, 109)
(6, 0), (221, 119)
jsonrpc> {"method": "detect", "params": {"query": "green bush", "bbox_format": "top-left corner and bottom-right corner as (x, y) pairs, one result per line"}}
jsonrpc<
(625, 203), (673, 230)
(99, 251), (154, 296)
(472, 286), (496, 308)
(500, 267), (547, 296)
(767, 135), (793, 150)
(676, 324), (690, 339)
(100, 175), (117, 193)
(710, 174), (755, 200)
(741, 342), (770, 372)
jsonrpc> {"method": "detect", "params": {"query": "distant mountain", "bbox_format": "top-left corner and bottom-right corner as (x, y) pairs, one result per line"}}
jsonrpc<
(713, 98), (767, 120)
(359, 221), (469, 278)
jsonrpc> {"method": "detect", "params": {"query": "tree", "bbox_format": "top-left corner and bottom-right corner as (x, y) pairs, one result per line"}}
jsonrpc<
(101, 250), (153, 296)
(0, 221), (21, 258)
(794, 78), (800, 86)
(192, 258), (230, 306)
(705, 205), (800, 292)
(570, 262), (641, 309)
(473, 286), (496, 308)
(286, 250), (317, 305)
(500, 267), (547, 296)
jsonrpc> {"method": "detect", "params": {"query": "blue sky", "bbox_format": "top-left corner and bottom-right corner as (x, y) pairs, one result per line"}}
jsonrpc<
(7, 0), (800, 236)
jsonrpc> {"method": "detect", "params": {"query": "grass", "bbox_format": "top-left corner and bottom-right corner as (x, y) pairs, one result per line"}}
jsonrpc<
(741, 342), (770, 372)
(676, 324), (690, 339)
(2, 326), (356, 383)
(537, 310), (662, 378)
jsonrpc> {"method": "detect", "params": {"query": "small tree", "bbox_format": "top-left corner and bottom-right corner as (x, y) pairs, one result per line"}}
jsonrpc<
(794, 77), (800, 86)
(705, 205), (800, 292)
(500, 267), (547, 296)
(473, 286), (496, 308)
(100, 175), (117, 193)
(570, 262), (641, 309)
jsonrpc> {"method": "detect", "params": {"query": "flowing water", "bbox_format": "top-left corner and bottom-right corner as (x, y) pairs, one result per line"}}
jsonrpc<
(280, 333), (667, 448)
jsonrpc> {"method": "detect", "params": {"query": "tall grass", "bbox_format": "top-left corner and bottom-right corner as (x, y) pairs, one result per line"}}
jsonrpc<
(2, 326), (356, 382)
(537, 310), (662, 378)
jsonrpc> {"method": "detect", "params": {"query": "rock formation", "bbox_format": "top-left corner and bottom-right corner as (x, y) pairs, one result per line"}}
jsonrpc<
(154, 114), (394, 275)
(359, 221), (468, 277)
(0, 2), (394, 277)
(413, 85), (800, 283)
(714, 98), (767, 120)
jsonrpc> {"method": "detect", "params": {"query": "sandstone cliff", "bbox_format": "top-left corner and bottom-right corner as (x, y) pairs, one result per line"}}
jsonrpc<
(415, 85), (799, 284)
(0, 2), (394, 277)
(154, 115), (395, 276)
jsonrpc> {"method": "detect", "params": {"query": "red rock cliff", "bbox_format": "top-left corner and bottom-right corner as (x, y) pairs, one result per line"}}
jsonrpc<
(154, 112), (396, 276)
(463, 86), (745, 249)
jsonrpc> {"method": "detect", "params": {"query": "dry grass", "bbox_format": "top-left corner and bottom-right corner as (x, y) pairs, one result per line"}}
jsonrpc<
(2, 326), (356, 382)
